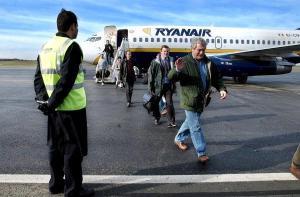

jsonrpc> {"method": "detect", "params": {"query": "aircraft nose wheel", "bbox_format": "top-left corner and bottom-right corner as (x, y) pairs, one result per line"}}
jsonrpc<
(233, 75), (248, 84)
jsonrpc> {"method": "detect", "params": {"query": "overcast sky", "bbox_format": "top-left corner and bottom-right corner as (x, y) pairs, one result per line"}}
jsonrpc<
(1, 0), (300, 60)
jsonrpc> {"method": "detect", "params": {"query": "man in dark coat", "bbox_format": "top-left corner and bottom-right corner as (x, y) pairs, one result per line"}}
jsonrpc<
(148, 45), (176, 127)
(103, 40), (114, 65)
(34, 9), (94, 197)
(120, 51), (136, 107)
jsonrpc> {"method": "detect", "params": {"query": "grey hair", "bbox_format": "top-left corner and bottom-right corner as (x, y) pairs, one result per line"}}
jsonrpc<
(190, 37), (207, 49)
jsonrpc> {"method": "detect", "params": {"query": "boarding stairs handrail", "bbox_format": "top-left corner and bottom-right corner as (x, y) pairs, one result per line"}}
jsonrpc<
(112, 38), (129, 67)
(103, 38), (129, 83)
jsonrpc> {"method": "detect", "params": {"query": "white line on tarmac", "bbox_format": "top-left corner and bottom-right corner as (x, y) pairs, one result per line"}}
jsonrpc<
(0, 173), (297, 184)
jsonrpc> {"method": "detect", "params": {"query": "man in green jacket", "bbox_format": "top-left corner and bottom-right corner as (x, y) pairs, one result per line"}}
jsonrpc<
(168, 37), (227, 163)
(148, 45), (176, 127)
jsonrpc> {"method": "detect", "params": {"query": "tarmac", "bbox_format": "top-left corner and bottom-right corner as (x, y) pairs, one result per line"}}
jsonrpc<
(0, 62), (300, 196)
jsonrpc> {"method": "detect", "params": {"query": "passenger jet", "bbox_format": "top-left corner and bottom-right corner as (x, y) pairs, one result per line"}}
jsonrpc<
(80, 25), (300, 83)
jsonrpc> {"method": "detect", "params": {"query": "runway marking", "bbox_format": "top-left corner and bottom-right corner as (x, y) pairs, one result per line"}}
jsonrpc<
(0, 173), (297, 184)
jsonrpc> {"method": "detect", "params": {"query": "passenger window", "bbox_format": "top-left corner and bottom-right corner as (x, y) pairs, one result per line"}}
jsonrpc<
(283, 41), (286, 45)
(273, 40), (276, 45)
(157, 38), (160, 42)
(151, 38), (154, 42)
(139, 38), (142, 42)
(168, 38), (172, 42)
(185, 38), (188, 43)
(179, 38), (183, 43)
(133, 38), (137, 42)
(278, 41), (281, 45)
(223, 39), (227, 44)
(257, 40), (260, 44)
(267, 40), (270, 45)
(174, 38), (177, 42)
(235, 39), (239, 44)
(241, 40), (244, 44)
(230, 39), (233, 44)
(162, 38), (166, 42)
(252, 40), (255, 44)
(288, 41), (291, 45)
(262, 40), (265, 45)
(206, 39), (209, 43)
(145, 38), (148, 42)
(211, 39), (214, 43)
(247, 40), (250, 44)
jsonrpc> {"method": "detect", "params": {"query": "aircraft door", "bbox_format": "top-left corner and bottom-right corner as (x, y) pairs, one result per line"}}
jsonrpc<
(117, 29), (128, 48)
(104, 25), (117, 48)
(215, 36), (222, 49)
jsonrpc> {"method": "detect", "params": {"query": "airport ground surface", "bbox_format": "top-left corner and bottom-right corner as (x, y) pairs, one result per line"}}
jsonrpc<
(0, 62), (300, 196)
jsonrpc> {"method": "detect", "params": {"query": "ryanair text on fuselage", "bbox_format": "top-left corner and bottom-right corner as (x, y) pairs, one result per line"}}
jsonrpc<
(155, 28), (212, 37)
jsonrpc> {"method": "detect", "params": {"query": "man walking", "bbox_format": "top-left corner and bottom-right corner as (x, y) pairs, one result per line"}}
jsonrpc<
(148, 45), (176, 127)
(120, 51), (136, 107)
(168, 37), (227, 163)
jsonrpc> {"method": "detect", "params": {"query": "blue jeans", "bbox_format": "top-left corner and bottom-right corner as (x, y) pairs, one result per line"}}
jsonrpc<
(175, 110), (206, 157)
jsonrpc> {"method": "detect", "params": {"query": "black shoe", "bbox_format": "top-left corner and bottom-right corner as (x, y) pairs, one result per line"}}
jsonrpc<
(80, 187), (95, 197)
(49, 179), (65, 194)
(49, 186), (64, 194)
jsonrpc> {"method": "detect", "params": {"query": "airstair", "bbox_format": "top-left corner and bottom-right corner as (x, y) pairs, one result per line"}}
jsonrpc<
(103, 38), (129, 83)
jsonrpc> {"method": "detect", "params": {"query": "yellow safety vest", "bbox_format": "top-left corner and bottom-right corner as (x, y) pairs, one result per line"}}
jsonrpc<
(39, 36), (86, 111)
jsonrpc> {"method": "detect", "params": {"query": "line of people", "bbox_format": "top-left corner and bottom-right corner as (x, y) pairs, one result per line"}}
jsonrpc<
(94, 40), (229, 165)
(95, 41), (229, 164)
(95, 45), (177, 125)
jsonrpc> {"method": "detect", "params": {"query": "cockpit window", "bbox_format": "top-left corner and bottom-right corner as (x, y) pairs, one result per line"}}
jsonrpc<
(94, 37), (101, 41)
(86, 37), (101, 42)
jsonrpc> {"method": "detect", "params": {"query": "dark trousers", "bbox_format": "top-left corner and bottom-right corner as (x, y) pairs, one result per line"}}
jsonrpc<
(49, 144), (83, 197)
(126, 81), (134, 103)
(47, 109), (87, 197)
(153, 83), (175, 123)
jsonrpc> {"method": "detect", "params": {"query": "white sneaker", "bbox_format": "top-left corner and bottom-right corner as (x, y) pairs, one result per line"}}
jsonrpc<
(95, 78), (99, 83)
(101, 82), (104, 86)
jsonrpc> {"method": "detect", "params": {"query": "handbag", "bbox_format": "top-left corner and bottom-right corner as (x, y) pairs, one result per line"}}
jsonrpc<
(142, 92), (158, 113)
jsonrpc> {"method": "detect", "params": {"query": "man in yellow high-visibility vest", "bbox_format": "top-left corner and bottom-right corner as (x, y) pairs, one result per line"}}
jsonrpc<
(34, 9), (94, 197)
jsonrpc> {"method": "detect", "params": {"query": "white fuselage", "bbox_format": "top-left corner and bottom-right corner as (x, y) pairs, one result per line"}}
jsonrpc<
(81, 26), (300, 64)
(127, 26), (300, 54)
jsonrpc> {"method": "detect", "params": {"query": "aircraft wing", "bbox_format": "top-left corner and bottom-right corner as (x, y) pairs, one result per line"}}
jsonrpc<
(220, 44), (300, 57)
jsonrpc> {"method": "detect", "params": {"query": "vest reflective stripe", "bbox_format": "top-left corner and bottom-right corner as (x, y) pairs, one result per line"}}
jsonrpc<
(41, 65), (84, 75)
(39, 36), (86, 111)
(45, 83), (84, 91)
